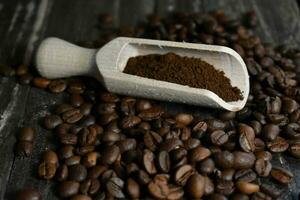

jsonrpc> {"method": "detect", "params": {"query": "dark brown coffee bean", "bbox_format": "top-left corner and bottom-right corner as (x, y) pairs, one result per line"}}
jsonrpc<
(135, 99), (152, 112)
(260, 183), (282, 198)
(255, 158), (272, 177)
(214, 151), (234, 169)
(65, 155), (81, 166)
(136, 169), (151, 185)
(79, 103), (93, 116)
(49, 79), (67, 93)
(175, 113), (193, 125)
(16, 188), (41, 200)
(189, 146), (211, 163)
(239, 124), (255, 152)
(38, 162), (56, 179)
(32, 77), (51, 89)
(148, 174), (169, 199)
(126, 178), (140, 199)
(79, 178), (100, 195)
(208, 193), (228, 200)
(203, 176), (214, 196)
(282, 97), (299, 114)
(233, 151), (255, 169)
(78, 128), (97, 146)
(170, 148), (187, 163)
(192, 121), (207, 139)
(262, 124), (280, 141)
(235, 169), (257, 182)
(289, 142), (300, 158)
(18, 127), (34, 142)
(211, 130), (228, 146)
(57, 180), (80, 198)
(207, 119), (226, 132)
(120, 115), (141, 129)
(87, 165), (107, 179)
(99, 112), (119, 125)
(231, 193), (249, 200)
(160, 138), (182, 152)
(100, 92), (120, 103)
(43, 150), (58, 164)
(219, 111), (236, 121)
(76, 146), (95, 156)
(96, 103), (116, 115)
(56, 164), (68, 181)
(106, 177), (125, 198)
(62, 108), (83, 124)
(101, 145), (120, 165)
(68, 80), (86, 94)
(215, 180), (234, 195)
(255, 151), (272, 161)
(55, 104), (74, 115)
(249, 120), (262, 135)
(167, 185), (184, 200)
(70, 195), (91, 200)
(138, 107), (163, 121)
(183, 138), (201, 150)
(217, 168), (235, 181)
(143, 149), (157, 175)
(15, 141), (33, 157)
(82, 152), (98, 168)
(267, 136), (289, 153)
(157, 151), (170, 173)
(271, 167), (293, 185)
(236, 181), (259, 195)
(70, 94), (84, 107)
(186, 173), (205, 198)
(69, 164), (87, 182)
(251, 192), (272, 200)
(59, 134), (78, 145)
(284, 123), (300, 139)
(174, 164), (194, 186)
(59, 145), (74, 160)
(44, 115), (63, 129)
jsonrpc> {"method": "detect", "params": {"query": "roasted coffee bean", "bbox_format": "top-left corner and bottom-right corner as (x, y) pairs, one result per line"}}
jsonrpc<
(79, 115), (96, 126)
(231, 193), (249, 200)
(38, 162), (56, 179)
(214, 151), (234, 169)
(69, 164), (88, 182)
(215, 180), (234, 195)
(282, 97), (299, 114)
(82, 152), (98, 167)
(157, 150), (170, 173)
(271, 167), (293, 185)
(219, 111), (236, 121)
(239, 124), (255, 152)
(15, 141), (33, 157)
(267, 136), (289, 153)
(186, 174), (205, 198)
(192, 121), (207, 138)
(160, 138), (182, 152)
(43, 150), (58, 164)
(78, 128), (97, 146)
(62, 108), (83, 123)
(97, 103), (116, 115)
(16, 188), (41, 200)
(76, 146), (95, 156)
(235, 169), (257, 182)
(143, 149), (157, 174)
(56, 164), (68, 181)
(189, 146), (211, 163)
(68, 80), (86, 94)
(203, 176), (214, 196)
(233, 151), (255, 169)
(99, 112), (119, 125)
(59, 134), (78, 145)
(251, 192), (272, 200)
(126, 178), (140, 199)
(260, 183), (282, 198)
(44, 115), (63, 129)
(101, 131), (120, 144)
(236, 181), (259, 195)
(262, 124), (280, 141)
(65, 155), (81, 166)
(138, 106), (163, 121)
(116, 138), (136, 153)
(106, 177), (125, 198)
(100, 92), (120, 103)
(32, 77), (51, 89)
(170, 147), (187, 163)
(183, 138), (200, 150)
(87, 165), (107, 179)
(284, 123), (300, 139)
(57, 181), (80, 198)
(197, 158), (215, 175)
(217, 168), (235, 181)
(167, 185), (184, 200)
(79, 178), (100, 195)
(249, 120), (262, 135)
(15, 65), (28, 76)
(136, 99), (152, 112)
(120, 115), (141, 129)
(175, 113), (193, 125)
(255, 158), (272, 177)
(208, 193), (228, 200)
(49, 79), (67, 93)
(59, 145), (74, 160)
(101, 145), (120, 165)
(289, 142), (300, 158)
(148, 174), (169, 199)
(79, 103), (93, 116)
(255, 151), (272, 161)
(135, 169), (151, 185)
(70, 195), (92, 200)
(174, 164), (194, 186)
(18, 127), (34, 142)
(55, 104), (74, 115)
(120, 97), (136, 115)
(211, 130), (228, 146)
(207, 119), (226, 131)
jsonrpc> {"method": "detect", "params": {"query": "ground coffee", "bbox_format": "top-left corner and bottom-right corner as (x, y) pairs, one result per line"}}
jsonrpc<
(123, 52), (243, 102)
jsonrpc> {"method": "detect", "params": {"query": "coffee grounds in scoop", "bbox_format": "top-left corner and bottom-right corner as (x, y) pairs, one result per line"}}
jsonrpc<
(123, 52), (243, 102)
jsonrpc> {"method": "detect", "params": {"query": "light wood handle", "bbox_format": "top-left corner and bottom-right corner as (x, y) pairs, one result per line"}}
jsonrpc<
(35, 37), (98, 79)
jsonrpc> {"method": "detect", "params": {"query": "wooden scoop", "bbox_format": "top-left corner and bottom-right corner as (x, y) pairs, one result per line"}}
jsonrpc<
(36, 37), (249, 111)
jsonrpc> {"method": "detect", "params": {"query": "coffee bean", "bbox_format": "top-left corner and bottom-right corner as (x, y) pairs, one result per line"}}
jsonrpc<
(249, 120), (262, 135)
(174, 164), (194, 186)
(214, 151), (234, 169)
(186, 174), (205, 198)
(289, 141), (300, 158)
(69, 164), (88, 182)
(160, 138), (182, 152)
(43, 150), (58, 164)
(192, 121), (207, 138)
(65, 155), (81, 166)
(251, 192), (272, 200)
(208, 193), (228, 200)
(38, 162), (56, 179)
(235, 169), (257, 182)
(255, 151), (272, 161)
(203, 176), (214, 196)
(236, 181), (259, 195)
(267, 136), (289, 153)
(70, 195), (92, 200)
(271, 167), (293, 185)
(120, 115), (141, 129)
(78, 128), (97, 146)
(99, 112), (119, 125)
(157, 150), (170, 173)
(188, 145), (211, 163)
(260, 183), (282, 198)
(197, 158), (215, 175)
(215, 180), (234, 195)
(33, 77), (51, 89)
(238, 124), (255, 152)
(62, 108), (83, 124)
(233, 151), (255, 169)
(59, 145), (74, 160)
(106, 177), (125, 198)
(231, 193), (250, 200)
(211, 130), (228, 146)
(143, 149), (157, 174)
(135, 169), (151, 185)
(15, 141), (33, 157)
(167, 185), (184, 200)
(56, 164), (68, 181)
(282, 97), (299, 114)
(44, 115), (63, 129)
(87, 165), (107, 179)
(16, 188), (41, 200)
(219, 111), (236, 121)
(101, 145), (120, 165)
(57, 180), (80, 198)
(82, 152), (98, 167)
(138, 106), (163, 121)
(262, 124), (280, 141)
(120, 97), (136, 115)
(284, 123), (300, 139)
(68, 80), (86, 94)
(175, 113), (193, 125)
(18, 127), (34, 142)
(207, 119), (226, 132)
(100, 92), (120, 103)
(49, 79), (67, 93)
(255, 158), (272, 177)
(79, 178), (100, 195)
(148, 174), (169, 199)
(217, 168), (235, 181)
(59, 134), (78, 145)
(183, 138), (200, 150)
(19, 73), (33, 84)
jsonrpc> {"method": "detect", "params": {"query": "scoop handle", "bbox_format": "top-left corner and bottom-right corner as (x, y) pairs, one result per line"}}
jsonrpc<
(36, 37), (98, 79)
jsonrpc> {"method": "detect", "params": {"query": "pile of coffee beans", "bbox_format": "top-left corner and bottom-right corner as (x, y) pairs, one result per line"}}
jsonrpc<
(8, 10), (300, 199)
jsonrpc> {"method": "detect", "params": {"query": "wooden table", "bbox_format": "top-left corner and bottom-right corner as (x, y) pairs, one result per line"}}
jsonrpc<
(0, 0), (300, 199)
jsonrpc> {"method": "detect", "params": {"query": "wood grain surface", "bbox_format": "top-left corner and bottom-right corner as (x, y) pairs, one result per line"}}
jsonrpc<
(0, 0), (300, 199)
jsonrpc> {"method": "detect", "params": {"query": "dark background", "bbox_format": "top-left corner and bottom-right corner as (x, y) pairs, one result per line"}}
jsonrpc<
(0, 0), (300, 199)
